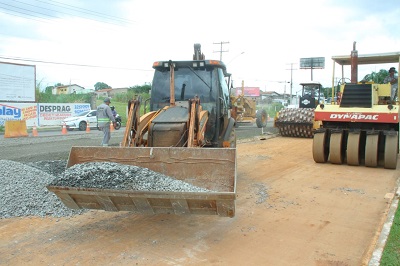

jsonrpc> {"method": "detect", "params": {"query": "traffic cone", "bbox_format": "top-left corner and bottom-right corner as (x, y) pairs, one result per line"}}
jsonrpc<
(32, 123), (38, 137)
(62, 123), (67, 135)
(86, 120), (91, 133)
(110, 121), (114, 132)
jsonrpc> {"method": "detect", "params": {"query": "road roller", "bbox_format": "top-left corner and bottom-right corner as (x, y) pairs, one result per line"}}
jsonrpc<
(274, 81), (323, 138)
(312, 43), (400, 169)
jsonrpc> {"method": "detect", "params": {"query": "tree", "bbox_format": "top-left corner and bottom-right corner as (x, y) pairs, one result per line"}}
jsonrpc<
(94, 82), (111, 91)
(45, 86), (53, 94)
(362, 69), (389, 83)
(129, 84), (151, 94)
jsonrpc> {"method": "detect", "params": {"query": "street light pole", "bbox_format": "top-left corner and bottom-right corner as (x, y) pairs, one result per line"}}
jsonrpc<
(277, 81), (290, 103)
(227, 52), (245, 65)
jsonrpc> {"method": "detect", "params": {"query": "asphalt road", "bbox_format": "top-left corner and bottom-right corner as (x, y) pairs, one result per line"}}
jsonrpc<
(3, 120), (277, 139)
(0, 122), (276, 162)
(235, 121), (277, 140)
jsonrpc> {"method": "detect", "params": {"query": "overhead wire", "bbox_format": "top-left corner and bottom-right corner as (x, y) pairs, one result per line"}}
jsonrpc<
(0, 1), (59, 19)
(2, 0), (136, 27)
(10, 0), (133, 27)
(0, 55), (152, 72)
(0, 7), (50, 23)
(34, 0), (136, 25)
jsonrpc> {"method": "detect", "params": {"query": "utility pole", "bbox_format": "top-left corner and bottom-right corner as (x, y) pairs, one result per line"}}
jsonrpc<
(286, 63), (297, 103)
(213, 41), (229, 61)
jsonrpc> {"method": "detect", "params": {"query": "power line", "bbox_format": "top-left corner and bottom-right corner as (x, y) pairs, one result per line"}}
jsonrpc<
(5, 0), (133, 27)
(0, 1), (59, 19)
(1, 0), (136, 28)
(35, 0), (136, 25)
(0, 7), (50, 23)
(0, 55), (153, 72)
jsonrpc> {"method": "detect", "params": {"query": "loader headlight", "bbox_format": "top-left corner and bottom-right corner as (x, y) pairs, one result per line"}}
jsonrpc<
(319, 104), (325, 109)
(192, 61), (205, 68)
(388, 103), (393, 110)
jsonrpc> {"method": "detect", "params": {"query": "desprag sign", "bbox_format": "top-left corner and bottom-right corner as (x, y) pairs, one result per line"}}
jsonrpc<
(0, 103), (91, 126)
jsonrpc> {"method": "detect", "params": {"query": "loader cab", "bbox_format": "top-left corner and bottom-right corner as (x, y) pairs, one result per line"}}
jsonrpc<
(150, 60), (232, 146)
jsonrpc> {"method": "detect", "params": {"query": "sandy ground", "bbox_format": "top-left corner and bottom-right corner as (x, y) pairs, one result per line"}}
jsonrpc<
(0, 136), (399, 266)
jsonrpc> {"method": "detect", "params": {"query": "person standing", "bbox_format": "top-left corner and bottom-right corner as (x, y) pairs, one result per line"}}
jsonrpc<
(110, 106), (117, 118)
(96, 97), (116, 147)
(383, 67), (398, 101)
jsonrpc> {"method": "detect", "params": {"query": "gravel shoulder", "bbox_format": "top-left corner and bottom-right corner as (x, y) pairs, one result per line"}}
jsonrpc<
(0, 132), (399, 265)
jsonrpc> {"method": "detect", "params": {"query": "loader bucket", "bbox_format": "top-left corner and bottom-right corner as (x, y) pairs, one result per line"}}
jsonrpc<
(47, 147), (237, 217)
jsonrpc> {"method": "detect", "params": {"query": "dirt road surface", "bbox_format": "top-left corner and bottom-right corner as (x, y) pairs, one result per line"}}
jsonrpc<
(0, 134), (399, 266)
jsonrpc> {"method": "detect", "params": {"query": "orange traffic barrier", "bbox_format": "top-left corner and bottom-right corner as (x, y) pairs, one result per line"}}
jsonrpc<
(110, 121), (114, 132)
(32, 123), (38, 137)
(86, 120), (91, 133)
(4, 120), (28, 138)
(62, 123), (68, 135)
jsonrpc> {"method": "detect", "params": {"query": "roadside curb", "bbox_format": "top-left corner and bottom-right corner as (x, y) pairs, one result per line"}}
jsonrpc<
(368, 179), (400, 265)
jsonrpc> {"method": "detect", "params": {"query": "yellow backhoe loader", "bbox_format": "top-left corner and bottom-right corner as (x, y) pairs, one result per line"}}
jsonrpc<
(47, 44), (237, 217)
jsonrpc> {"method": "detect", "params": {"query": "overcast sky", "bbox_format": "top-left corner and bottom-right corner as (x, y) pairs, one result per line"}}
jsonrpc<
(1, 0), (399, 95)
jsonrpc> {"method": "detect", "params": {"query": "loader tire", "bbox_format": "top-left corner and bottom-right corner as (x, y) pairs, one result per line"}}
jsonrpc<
(256, 109), (268, 128)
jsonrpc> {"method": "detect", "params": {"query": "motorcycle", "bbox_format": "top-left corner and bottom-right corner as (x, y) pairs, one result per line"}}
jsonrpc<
(114, 114), (122, 130)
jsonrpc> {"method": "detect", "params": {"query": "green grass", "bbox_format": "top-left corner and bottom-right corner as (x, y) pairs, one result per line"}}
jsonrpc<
(380, 203), (400, 265)
(37, 90), (92, 103)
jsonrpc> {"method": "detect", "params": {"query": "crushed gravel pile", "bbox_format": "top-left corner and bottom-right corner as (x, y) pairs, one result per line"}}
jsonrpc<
(49, 161), (211, 192)
(0, 160), (85, 218)
(27, 160), (68, 177)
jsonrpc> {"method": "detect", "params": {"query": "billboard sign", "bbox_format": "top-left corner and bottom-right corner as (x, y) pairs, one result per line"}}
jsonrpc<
(0, 61), (36, 102)
(300, 57), (325, 69)
(235, 87), (260, 97)
(0, 102), (90, 126)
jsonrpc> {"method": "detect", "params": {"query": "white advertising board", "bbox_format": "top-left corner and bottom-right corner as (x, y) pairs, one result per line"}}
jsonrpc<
(38, 103), (91, 126)
(0, 102), (91, 127)
(0, 61), (36, 102)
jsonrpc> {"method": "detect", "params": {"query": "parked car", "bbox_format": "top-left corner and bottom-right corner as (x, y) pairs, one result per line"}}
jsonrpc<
(62, 110), (98, 131)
